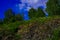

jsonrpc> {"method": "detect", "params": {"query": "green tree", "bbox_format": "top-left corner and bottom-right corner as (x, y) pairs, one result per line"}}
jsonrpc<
(28, 8), (37, 18)
(4, 9), (23, 23)
(15, 13), (23, 21)
(46, 0), (60, 16)
(4, 9), (15, 18)
(28, 8), (45, 19)
(37, 8), (45, 17)
(4, 9), (15, 23)
(0, 19), (3, 24)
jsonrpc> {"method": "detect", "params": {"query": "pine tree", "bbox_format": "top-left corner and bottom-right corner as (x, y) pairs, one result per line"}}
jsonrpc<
(15, 13), (23, 21)
(4, 9), (15, 23)
(28, 8), (37, 18)
(28, 8), (45, 19)
(46, 0), (60, 16)
(4, 9), (23, 23)
(37, 8), (45, 17)
(0, 19), (3, 24)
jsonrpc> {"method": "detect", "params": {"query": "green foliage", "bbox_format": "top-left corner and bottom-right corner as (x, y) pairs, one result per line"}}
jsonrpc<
(0, 16), (60, 40)
(28, 8), (45, 19)
(0, 6), (60, 40)
(4, 9), (15, 18)
(46, 0), (60, 16)
(4, 9), (15, 23)
(14, 34), (21, 40)
(28, 8), (37, 18)
(0, 19), (3, 24)
(37, 8), (45, 17)
(4, 9), (23, 24)
(52, 27), (60, 40)
(15, 14), (23, 21)
(0, 29), (21, 40)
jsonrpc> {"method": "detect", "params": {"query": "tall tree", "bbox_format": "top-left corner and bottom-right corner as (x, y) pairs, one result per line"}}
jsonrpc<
(4, 9), (15, 18)
(46, 0), (60, 16)
(37, 8), (45, 17)
(15, 13), (23, 21)
(28, 8), (45, 19)
(28, 8), (37, 18)
(4, 9), (23, 23)
(0, 19), (3, 24)
(4, 9), (15, 23)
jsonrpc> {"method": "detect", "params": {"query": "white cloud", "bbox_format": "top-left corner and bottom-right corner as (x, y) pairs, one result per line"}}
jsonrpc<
(15, 0), (48, 20)
(18, 0), (48, 11)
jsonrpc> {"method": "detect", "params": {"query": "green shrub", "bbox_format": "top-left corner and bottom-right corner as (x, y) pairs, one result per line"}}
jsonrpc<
(52, 27), (60, 40)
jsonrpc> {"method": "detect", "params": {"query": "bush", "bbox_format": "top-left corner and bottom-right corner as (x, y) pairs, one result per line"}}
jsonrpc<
(52, 27), (60, 40)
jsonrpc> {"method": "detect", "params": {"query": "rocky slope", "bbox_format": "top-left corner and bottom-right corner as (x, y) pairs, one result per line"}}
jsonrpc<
(17, 16), (60, 40)
(0, 16), (60, 40)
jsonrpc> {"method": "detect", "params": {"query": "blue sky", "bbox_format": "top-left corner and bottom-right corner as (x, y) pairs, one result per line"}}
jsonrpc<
(0, 0), (48, 20)
(0, 0), (20, 19)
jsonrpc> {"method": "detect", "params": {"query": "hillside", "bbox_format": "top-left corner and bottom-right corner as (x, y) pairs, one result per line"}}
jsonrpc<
(0, 16), (60, 40)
